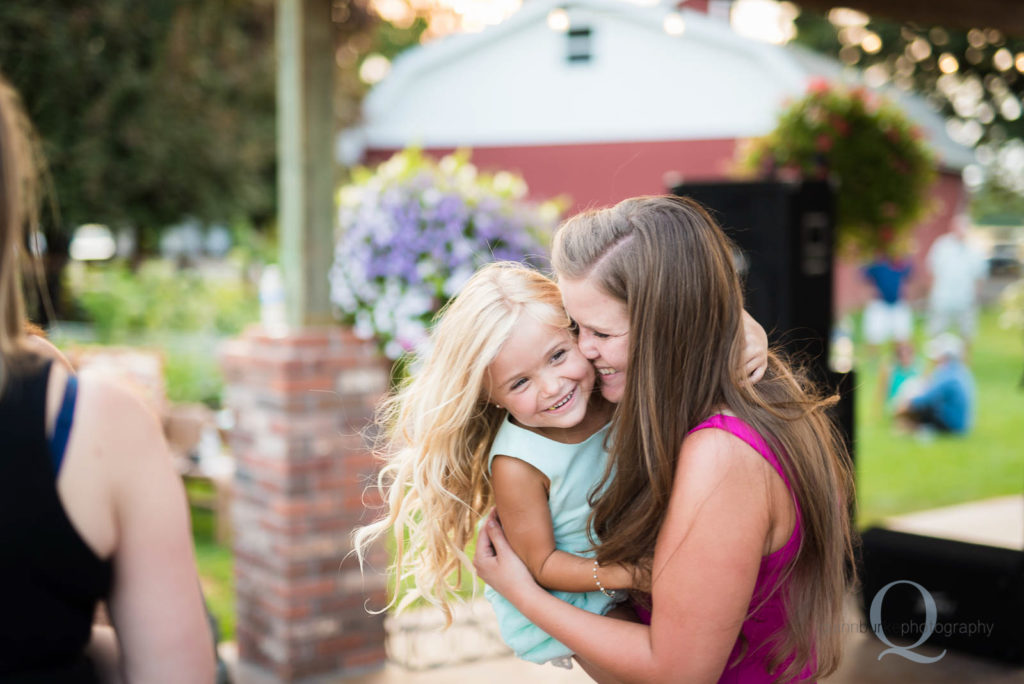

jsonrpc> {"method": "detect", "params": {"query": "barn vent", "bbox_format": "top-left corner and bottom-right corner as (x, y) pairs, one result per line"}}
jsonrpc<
(567, 26), (592, 63)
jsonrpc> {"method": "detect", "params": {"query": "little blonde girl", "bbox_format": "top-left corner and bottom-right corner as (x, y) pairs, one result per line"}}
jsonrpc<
(354, 261), (765, 666)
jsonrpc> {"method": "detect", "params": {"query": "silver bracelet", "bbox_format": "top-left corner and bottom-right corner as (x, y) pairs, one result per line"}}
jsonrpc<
(593, 559), (617, 598)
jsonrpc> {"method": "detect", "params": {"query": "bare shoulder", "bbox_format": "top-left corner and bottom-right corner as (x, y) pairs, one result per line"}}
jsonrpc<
(76, 368), (163, 429)
(76, 366), (154, 410)
(73, 368), (170, 468)
(674, 426), (774, 489)
(672, 424), (795, 556)
(664, 427), (776, 535)
(491, 454), (550, 490)
(492, 454), (545, 477)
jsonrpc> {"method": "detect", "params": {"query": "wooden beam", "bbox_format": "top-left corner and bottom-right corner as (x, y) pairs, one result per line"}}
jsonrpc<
(277, 0), (336, 328)
(796, 0), (1024, 36)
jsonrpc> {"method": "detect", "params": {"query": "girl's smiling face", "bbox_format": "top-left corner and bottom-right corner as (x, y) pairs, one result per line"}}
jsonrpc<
(485, 316), (595, 437)
(558, 277), (630, 404)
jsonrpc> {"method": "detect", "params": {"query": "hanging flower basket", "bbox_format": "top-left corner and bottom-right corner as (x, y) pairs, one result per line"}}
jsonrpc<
(329, 148), (561, 360)
(738, 80), (937, 255)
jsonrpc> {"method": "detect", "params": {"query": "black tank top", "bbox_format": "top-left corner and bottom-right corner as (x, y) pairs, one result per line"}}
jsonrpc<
(0, 356), (112, 682)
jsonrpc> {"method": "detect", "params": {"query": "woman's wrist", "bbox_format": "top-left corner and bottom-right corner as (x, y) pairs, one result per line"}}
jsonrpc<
(502, 573), (547, 606)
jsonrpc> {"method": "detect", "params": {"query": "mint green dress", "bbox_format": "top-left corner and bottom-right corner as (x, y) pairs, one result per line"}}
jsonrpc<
(483, 416), (618, 666)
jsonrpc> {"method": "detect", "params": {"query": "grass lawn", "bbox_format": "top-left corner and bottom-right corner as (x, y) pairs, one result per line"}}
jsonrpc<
(187, 479), (235, 642)
(851, 304), (1024, 527)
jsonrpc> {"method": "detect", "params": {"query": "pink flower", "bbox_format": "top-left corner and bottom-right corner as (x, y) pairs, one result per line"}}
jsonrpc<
(851, 86), (880, 111)
(808, 77), (830, 94)
(816, 135), (834, 152)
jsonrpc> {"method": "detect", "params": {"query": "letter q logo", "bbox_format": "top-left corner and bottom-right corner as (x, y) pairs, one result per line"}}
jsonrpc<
(869, 580), (947, 663)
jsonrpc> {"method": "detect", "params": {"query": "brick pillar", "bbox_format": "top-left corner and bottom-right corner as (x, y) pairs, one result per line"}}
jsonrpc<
(221, 327), (390, 681)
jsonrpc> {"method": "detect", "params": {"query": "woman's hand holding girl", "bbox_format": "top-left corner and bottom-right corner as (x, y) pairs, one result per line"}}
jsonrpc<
(474, 511), (542, 605)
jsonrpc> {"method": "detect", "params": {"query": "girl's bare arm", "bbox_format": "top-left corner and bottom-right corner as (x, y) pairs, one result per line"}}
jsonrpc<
(491, 455), (635, 592)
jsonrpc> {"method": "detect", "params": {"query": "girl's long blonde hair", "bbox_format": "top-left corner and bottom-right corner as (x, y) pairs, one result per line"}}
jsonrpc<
(353, 261), (569, 623)
(552, 196), (855, 683)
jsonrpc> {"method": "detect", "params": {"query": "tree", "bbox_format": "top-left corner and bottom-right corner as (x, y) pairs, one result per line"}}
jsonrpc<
(793, 8), (1024, 223)
(0, 1), (280, 249)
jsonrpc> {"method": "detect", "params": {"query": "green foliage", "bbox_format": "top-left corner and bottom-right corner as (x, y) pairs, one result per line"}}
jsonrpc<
(187, 479), (235, 642)
(60, 259), (258, 406)
(65, 260), (258, 343)
(739, 83), (936, 255)
(0, 1), (277, 243)
(1000, 278), (1024, 332)
(971, 153), (1024, 225)
(163, 344), (227, 408)
(227, 215), (278, 268)
(371, 15), (428, 61)
(791, 10), (1024, 224)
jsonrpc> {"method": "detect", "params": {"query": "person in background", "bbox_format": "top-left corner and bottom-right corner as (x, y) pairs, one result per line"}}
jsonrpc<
(926, 212), (988, 356)
(895, 332), (975, 436)
(861, 251), (914, 357)
(880, 339), (924, 415)
(0, 73), (214, 682)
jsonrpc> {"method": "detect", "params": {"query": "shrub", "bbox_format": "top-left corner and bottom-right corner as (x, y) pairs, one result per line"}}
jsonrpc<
(738, 80), (936, 255)
(329, 148), (561, 359)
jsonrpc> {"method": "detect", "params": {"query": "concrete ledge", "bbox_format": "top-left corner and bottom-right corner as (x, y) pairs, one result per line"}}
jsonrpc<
(883, 495), (1023, 550)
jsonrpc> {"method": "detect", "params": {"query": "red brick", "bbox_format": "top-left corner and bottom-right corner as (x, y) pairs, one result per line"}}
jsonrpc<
(314, 634), (365, 658)
(266, 576), (336, 602)
(287, 658), (347, 680)
(318, 594), (376, 614)
(224, 325), (387, 676)
(344, 646), (388, 668)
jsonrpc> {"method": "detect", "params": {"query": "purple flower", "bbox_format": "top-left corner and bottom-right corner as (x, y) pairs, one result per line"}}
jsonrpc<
(330, 149), (558, 359)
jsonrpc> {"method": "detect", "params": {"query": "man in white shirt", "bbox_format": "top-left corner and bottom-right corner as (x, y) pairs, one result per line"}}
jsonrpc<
(926, 213), (988, 347)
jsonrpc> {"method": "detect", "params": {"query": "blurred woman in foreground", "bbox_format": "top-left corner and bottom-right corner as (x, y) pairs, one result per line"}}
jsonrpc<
(0, 73), (214, 682)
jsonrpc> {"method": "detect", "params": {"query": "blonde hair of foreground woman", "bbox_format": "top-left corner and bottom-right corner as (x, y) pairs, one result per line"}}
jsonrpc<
(0, 73), (214, 682)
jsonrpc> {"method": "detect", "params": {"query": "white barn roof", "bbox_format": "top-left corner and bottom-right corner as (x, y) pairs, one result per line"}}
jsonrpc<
(355, 0), (973, 171)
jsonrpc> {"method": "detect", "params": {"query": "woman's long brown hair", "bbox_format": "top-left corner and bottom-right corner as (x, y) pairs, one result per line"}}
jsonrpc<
(552, 195), (855, 682)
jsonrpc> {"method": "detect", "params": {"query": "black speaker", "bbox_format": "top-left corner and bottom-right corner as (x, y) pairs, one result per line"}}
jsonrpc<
(672, 179), (834, 379)
(670, 180), (853, 458)
(859, 527), (1024, 664)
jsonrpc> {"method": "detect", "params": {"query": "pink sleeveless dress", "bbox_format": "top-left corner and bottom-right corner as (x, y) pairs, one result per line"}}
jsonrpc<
(634, 413), (815, 683)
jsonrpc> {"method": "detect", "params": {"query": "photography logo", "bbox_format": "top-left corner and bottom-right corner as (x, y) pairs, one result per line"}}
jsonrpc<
(869, 580), (946, 663)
